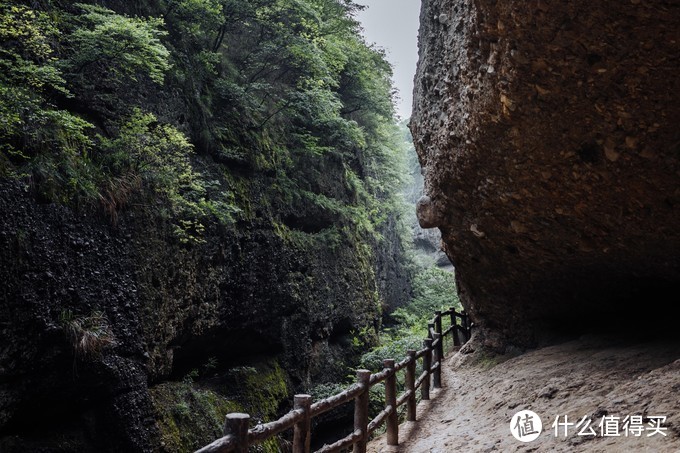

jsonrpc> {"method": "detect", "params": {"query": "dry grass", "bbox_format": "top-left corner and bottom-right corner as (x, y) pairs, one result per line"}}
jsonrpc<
(60, 309), (116, 357)
(99, 171), (142, 224)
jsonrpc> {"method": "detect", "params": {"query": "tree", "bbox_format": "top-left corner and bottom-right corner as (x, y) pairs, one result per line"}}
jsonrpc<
(65, 4), (170, 86)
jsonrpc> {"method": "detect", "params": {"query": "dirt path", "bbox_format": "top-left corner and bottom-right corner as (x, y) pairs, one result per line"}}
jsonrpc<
(367, 336), (680, 452)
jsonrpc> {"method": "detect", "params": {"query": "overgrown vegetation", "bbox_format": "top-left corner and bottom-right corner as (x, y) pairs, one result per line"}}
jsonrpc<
(0, 0), (408, 249)
(306, 266), (459, 447)
(152, 360), (288, 453)
(1, 1), (428, 448)
(361, 267), (460, 373)
(60, 309), (116, 357)
(150, 381), (243, 453)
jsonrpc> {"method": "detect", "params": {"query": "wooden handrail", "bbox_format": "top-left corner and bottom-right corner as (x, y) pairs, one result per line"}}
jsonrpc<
(368, 367), (391, 385)
(310, 384), (363, 417)
(249, 409), (305, 443)
(396, 388), (412, 407)
(316, 429), (362, 453)
(195, 307), (471, 453)
(414, 370), (428, 390)
(367, 405), (394, 435)
(415, 346), (429, 359)
(195, 434), (237, 453)
(394, 355), (411, 372)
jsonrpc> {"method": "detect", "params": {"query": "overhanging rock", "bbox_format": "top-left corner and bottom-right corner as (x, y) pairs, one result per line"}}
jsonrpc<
(411, 0), (680, 344)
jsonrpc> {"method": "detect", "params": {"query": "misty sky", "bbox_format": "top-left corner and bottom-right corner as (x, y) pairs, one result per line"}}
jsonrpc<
(355, 0), (421, 120)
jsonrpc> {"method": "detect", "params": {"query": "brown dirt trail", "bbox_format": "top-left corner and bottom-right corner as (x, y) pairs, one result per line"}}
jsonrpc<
(367, 336), (680, 452)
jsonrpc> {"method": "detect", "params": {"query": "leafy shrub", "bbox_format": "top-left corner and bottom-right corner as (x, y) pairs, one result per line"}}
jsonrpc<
(359, 333), (422, 373)
(65, 4), (170, 86)
(0, 3), (96, 200)
(98, 110), (240, 240)
(392, 267), (459, 325)
(360, 267), (460, 377)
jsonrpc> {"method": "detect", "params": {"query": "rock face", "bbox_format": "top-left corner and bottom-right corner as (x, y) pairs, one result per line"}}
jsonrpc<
(0, 0), (415, 449)
(0, 176), (402, 451)
(412, 0), (680, 344)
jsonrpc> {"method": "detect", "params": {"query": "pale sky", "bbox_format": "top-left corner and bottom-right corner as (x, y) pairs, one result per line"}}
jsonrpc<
(355, 0), (421, 120)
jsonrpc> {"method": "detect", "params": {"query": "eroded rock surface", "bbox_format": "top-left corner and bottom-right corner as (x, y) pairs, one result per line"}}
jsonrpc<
(412, 0), (680, 344)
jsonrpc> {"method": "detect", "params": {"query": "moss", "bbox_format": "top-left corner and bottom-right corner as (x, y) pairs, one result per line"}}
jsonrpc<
(221, 169), (254, 221)
(224, 360), (290, 453)
(150, 360), (290, 453)
(228, 361), (289, 421)
(150, 381), (243, 453)
(474, 352), (503, 370)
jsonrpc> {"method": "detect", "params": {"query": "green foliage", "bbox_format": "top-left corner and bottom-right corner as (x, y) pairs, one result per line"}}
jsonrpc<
(0, 2), (96, 201)
(392, 267), (460, 325)
(100, 110), (193, 192)
(98, 110), (240, 240)
(152, 360), (289, 452)
(309, 381), (348, 401)
(150, 381), (243, 452)
(0, 0), (410, 250)
(1, 1), (423, 448)
(163, 0), (223, 45)
(226, 361), (289, 423)
(64, 4), (170, 86)
(359, 334), (422, 373)
(360, 268), (459, 374)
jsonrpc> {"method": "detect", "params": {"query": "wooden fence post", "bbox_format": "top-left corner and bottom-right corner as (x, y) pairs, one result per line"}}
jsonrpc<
(383, 359), (398, 446)
(427, 322), (435, 340)
(224, 413), (250, 453)
(432, 333), (442, 389)
(353, 369), (371, 453)
(434, 310), (444, 359)
(422, 338), (432, 400)
(293, 394), (312, 453)
(406, 349), (417, 422)
(451, 307), (461, 346)
(435, 310), (445, 360)
(462, 310), (471, 340)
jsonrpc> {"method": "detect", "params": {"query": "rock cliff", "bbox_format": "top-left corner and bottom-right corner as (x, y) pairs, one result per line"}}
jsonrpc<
(0, 173), (395, 451)
(412, 0), (680, 345)
(0, 1), (413, 450)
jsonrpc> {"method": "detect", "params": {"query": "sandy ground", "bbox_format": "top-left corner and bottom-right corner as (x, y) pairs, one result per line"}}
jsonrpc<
(367, 335), (680, 452)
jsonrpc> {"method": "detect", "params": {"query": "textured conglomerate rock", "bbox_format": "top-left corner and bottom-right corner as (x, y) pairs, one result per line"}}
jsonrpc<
(412, 0), (680, 346)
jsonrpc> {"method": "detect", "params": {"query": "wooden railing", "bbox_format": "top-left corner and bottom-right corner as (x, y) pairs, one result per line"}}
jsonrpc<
(196, 307), (471, 453)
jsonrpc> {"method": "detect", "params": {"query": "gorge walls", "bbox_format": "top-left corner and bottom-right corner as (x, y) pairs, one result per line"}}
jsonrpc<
(412, 0), (680, 346)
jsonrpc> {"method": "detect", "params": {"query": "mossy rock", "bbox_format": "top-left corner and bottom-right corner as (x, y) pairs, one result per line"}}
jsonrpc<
(150, 381), (242, 452)
(150, 360), (290, 453)
(226, 360), (290, 424)
(221, 360), (290, 453)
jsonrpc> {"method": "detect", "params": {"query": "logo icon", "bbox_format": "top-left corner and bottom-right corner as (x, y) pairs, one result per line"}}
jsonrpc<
(511, 410), (542, 442)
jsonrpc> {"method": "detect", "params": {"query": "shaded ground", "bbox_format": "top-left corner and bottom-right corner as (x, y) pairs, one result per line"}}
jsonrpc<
(368, 336), (680, 452)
